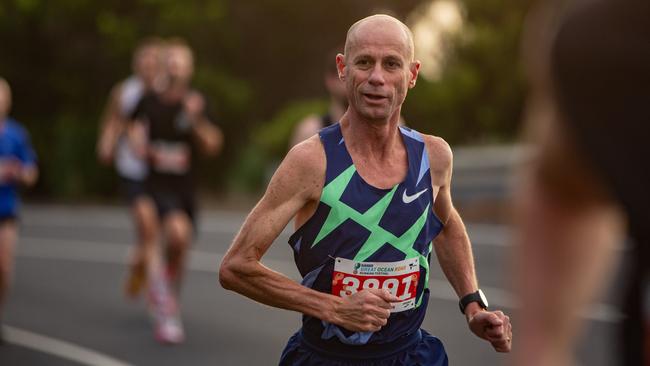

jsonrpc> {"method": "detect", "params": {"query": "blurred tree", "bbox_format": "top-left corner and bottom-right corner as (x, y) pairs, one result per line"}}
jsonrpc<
(0, 0), (531, 198)
(405, 0), (531, 144)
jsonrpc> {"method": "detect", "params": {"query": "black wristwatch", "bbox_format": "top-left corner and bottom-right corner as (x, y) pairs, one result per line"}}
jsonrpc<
(459, 289), (489, 315)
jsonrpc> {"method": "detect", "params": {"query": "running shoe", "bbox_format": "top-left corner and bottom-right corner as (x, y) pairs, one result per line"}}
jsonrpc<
(148, 274), (185, 345)
(154, 310), (185, 345)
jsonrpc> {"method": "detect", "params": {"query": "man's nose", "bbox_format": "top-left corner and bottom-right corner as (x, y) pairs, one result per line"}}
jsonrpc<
(367, 64), (386, 86)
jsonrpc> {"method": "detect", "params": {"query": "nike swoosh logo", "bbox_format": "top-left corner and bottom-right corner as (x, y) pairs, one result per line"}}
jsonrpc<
(402, 188), (428, 204)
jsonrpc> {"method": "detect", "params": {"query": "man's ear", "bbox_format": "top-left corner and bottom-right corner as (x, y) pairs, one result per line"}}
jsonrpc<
(409, 60), (421, 88)
(336, 53), (346, 81)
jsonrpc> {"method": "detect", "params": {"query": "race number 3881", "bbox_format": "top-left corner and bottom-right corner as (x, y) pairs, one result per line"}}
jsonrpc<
(331, 257), (420, 313)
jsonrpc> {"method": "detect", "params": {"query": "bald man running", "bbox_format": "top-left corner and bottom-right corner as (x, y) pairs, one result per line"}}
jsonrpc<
(220, 15), (512, 365)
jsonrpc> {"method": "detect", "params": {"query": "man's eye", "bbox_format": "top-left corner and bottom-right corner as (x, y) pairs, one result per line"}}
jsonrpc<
(386, 61), (401, 69)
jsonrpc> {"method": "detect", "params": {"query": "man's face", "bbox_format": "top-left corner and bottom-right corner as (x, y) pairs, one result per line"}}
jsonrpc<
(135, 46), (161, 88)
(165, 46), (194, 84)
(338, 21), (419, 122)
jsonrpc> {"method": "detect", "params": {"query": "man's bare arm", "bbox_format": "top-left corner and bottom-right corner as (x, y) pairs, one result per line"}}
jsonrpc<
(20, 165), (38, 187)
(97, 84), (125, 164)
(219, 137), (398, 332)
(425, 135), (512, 353)
(423, 136), (477, 299)
(433, 205), (478, 300)
(184, 92), (223, 156)
(191, 117), (223, 156)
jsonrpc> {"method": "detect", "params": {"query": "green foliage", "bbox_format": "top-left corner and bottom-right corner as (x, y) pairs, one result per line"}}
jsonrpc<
(227, 144), (268, 194)
(254, 99), (328, 158)
(0, 0), (532, 198)
(405, 0), (530, 144)
(228, 99), (328, 193)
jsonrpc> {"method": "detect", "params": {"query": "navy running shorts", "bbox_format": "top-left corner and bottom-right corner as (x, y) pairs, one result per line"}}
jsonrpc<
(279, 329), (448, 366)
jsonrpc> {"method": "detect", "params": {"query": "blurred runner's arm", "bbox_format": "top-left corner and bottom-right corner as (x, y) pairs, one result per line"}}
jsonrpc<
(191, 120), (222, 156)
(185, 92), (222, 156)
(14, 127), (38, 187)
(18, 164), (38, 187)
(219, 137), (398, 332)
(2, 159), (37, 187)
(425, 135), (512, 353)
(97, 83), (125, 165)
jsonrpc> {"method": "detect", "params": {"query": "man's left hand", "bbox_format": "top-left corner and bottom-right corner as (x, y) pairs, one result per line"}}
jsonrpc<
(468, 310), (512, 353)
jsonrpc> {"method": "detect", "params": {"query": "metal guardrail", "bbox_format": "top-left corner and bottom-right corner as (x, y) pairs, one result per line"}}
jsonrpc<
(451, 144), (529, 202)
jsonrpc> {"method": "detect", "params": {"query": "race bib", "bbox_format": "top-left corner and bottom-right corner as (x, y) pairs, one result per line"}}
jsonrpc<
(150, 141), (190, 174)
(332, 257), (420, 313)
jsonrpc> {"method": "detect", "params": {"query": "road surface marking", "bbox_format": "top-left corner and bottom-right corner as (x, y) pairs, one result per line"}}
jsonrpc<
(3, 325), (133, 366)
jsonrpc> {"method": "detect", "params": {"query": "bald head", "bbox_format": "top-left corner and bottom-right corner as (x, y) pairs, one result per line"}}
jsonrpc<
(344, 14), (415, 61)
(0, 78), (11, 120)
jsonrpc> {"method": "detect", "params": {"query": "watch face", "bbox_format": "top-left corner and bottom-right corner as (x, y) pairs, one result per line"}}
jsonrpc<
(479, 289), (489, 308)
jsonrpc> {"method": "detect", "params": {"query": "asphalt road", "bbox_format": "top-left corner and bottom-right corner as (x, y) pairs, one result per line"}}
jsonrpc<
(0, 203), (624, 365)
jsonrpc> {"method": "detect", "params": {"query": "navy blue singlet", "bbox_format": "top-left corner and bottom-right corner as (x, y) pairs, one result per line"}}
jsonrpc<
(287, 123), (444, 358)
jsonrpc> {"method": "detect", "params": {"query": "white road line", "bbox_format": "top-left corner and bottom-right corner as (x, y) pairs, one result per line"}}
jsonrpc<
(17, 236), (624, 324)
(3, 325), (133, 366)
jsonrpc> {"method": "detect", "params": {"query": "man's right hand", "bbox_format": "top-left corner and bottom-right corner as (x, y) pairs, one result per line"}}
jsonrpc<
(332, 289), (400, 332)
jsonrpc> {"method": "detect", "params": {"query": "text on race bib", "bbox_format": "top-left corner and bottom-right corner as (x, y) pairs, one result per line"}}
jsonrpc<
(331, 257), (420, 313)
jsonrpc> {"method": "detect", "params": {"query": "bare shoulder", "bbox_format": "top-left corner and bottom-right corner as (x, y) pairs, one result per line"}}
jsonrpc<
(422, 134), (453, 174)
(106, 81), (124, 104)
(272, 134), (325, 202)
(286, 134), (325, 170)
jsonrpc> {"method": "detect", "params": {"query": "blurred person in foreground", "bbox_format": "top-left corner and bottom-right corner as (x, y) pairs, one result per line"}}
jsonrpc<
(96, 38), (164, 300)
(514, 0), (649, 365)
(221, 14), (511, 365)
(0, 78), (38, 343)
(130, 38), (223, 344)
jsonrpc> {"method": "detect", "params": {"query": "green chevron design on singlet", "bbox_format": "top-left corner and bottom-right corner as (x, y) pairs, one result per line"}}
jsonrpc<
(312, 165), (433, 306)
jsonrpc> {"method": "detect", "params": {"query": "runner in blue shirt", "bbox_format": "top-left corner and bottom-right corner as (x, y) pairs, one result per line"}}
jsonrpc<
(0, 78), (38, 343)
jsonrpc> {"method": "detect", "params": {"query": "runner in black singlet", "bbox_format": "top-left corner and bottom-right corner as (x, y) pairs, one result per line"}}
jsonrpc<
(130, 38), (223, 344)
(96, 38), (164, 300)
